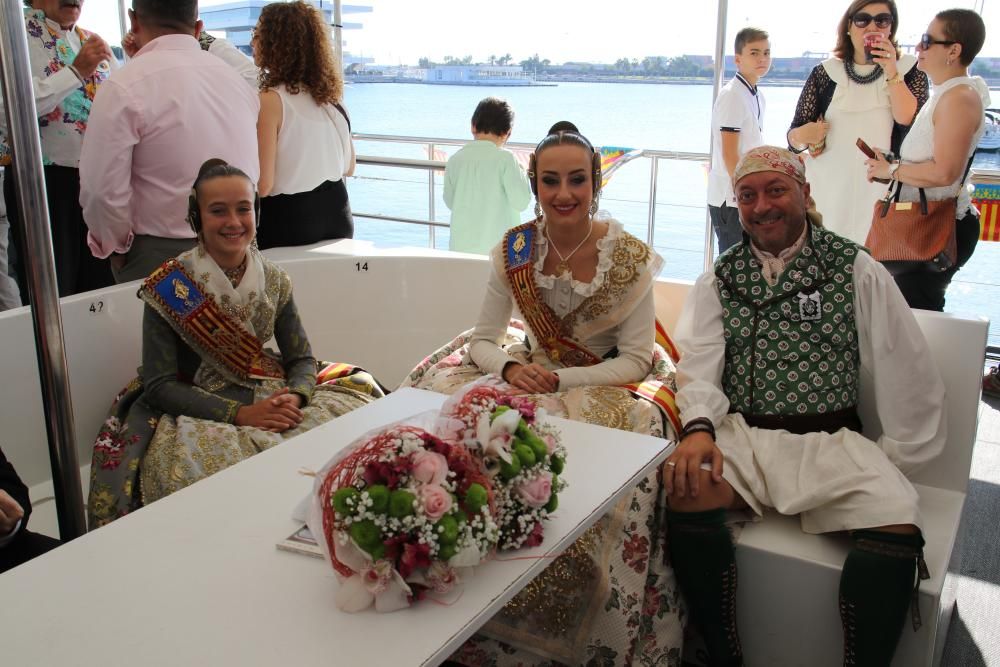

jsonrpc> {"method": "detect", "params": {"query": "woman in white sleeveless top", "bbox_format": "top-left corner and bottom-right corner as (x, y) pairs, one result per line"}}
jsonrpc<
(252, 1), (355, 249)
(866, 8), (991, 312)
(788, 0), (928, 245)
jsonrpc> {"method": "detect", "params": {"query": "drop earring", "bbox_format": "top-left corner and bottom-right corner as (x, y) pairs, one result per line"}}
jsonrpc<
(589, 199), (599, 218)
(534, 201), (543, 219)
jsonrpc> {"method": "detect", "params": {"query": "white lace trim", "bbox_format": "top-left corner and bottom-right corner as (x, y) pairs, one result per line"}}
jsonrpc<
(533, 213), (621, 297)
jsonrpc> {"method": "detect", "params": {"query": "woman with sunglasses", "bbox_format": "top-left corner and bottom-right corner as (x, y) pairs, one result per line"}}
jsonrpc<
(865, 9), (990, 312)
(787, 0), (928, 245)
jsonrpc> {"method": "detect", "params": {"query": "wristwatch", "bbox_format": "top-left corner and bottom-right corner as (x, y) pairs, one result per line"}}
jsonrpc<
(888, 161), (901, 181)
(886, 71), (903, 85)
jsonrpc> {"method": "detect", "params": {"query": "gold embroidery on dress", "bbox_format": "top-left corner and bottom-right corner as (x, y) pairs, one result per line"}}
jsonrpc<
(581, 386), (634, 431)
(561, 234), (651, 336)
(495, 522), (605, 637)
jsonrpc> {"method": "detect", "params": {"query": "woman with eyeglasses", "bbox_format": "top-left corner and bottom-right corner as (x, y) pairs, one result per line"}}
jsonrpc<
(865, 9), (990, 312)
(252, 1), (356, 249)
(787, 0), (928, 245)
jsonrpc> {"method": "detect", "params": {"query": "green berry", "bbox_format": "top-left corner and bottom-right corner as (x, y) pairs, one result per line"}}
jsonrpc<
(349, 520), (380, 549)
(463, 483), (488, 513)
(436, 515), (459, 545)
(438, 543), (457, 561)
(367, 484), (390, 514)
(491, 405), (512, 421)
(367, 542), (386, 560)
(332, 487), (360, 516)
(545, 493), (558, 513)
(513, 444), (536, 468)
(550, 455), (565, 475)
(389, 490), (416, 518)
(499, 453), (522, 480)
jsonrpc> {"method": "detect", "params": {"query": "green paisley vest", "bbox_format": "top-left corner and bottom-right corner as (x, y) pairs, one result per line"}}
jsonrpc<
(715, 226), (861, 417)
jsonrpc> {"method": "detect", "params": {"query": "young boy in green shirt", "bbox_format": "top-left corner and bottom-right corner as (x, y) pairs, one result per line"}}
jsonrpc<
(444, 97), (531, 254)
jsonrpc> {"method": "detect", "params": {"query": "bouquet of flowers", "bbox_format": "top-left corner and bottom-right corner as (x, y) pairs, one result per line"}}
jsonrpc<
(436, 379), (566, 551)
(309, 418), (499, 613)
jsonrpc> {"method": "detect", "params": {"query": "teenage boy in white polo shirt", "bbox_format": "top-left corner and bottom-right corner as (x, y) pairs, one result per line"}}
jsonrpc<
(707, 27), (771, 254)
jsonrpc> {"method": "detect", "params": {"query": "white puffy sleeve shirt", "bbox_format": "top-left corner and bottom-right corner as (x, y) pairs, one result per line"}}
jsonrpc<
(469, 219), (661, 389)
(674, 251), (946, 475)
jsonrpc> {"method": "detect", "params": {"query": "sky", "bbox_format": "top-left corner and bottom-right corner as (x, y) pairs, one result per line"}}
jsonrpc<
(79, 0), (998, 66)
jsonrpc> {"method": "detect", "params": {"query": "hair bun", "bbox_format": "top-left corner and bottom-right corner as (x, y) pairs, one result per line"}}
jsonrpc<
(197, 158), (230, 180)
(547, 120), (580, 136)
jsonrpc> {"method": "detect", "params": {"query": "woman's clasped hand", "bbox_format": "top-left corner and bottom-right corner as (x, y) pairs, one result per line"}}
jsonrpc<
(503, 362), (559, 394)
(235, 387), (304, 432)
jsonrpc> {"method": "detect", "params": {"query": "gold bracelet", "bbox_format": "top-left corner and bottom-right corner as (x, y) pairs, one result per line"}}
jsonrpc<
(886, 71), (903, 85)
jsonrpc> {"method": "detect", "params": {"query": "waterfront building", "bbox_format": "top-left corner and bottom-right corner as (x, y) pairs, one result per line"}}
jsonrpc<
(424, 65), (536, 86)
(200, 0), (374, 67)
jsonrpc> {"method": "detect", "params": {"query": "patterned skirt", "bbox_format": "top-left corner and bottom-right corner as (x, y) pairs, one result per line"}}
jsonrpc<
(87, 370), (383, 529)
(402, 325), (686, 667)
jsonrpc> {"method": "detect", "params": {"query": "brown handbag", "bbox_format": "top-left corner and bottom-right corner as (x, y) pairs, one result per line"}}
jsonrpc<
(866, 182), (957, 274)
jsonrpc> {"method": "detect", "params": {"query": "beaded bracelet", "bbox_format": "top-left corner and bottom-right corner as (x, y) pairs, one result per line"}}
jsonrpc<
(681, 417), (716, 440)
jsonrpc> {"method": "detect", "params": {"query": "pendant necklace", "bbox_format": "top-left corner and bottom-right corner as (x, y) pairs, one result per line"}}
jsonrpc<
(546, 218), (594, 277)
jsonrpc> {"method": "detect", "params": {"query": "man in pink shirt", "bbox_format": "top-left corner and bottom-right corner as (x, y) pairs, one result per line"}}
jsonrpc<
(79, 0), (259, 283)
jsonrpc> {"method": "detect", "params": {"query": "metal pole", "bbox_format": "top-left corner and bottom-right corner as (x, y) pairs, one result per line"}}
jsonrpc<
(0, 5), (85, 539)
(427, 143), (437, 248)
(333, 0), (343, 71)
(117, 0), (129, 43)
(646, 156), (659, 248)
(704, 0), (729, 271)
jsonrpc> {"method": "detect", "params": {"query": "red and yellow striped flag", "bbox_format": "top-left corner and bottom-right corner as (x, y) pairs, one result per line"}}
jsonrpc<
(973, 184), (1000, 242)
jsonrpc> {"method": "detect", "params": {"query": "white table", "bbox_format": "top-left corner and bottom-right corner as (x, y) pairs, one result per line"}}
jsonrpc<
(0, 389), (673, 666)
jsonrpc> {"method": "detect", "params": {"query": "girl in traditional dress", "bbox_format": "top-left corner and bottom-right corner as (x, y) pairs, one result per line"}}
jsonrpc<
(403, 122), (684, 666)
(87, 159), (382, 529)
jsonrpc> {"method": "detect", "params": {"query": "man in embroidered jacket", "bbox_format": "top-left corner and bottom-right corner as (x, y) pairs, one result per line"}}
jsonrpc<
(663, 145), (946, 667)
(1, 0), (117, 302)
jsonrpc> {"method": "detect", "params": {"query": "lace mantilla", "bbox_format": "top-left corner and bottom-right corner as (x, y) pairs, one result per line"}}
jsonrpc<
(534, 214), (621, 298)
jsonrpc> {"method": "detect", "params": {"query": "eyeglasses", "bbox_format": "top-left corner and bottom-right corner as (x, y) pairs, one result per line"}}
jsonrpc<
(918, 33), (958, 50)
(852, 12), (893, 30)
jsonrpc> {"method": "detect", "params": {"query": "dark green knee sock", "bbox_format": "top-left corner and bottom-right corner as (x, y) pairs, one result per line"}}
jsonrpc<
(839, 530), (926, 667)
(667, 508), (742, 667)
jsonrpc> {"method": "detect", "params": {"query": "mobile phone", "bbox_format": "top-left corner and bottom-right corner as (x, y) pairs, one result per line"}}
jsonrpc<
(857, 138), (890, 184)
(856, 137), (878, 159)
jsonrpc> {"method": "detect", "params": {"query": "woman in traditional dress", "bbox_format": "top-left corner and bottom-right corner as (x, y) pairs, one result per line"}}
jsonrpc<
(87, 159), (382, 529)
(402, 122), (684, 666)
(253, 0), (355, 248)
(865, 8), (990, 312)
(787, 0), (928, 244)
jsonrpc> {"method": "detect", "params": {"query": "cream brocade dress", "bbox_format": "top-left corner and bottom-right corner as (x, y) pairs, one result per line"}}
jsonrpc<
(401, 218), (684, 667)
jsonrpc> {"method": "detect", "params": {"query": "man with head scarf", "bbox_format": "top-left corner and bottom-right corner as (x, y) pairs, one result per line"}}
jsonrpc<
(662, 146), (947, 666)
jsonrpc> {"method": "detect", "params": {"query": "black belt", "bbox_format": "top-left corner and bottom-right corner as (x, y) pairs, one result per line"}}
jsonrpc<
(738, 406), (863, 436)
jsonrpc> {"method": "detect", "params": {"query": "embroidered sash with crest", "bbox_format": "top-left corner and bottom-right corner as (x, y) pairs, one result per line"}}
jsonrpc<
(502, 223), (681, 435)
(140, 259), (284, 383)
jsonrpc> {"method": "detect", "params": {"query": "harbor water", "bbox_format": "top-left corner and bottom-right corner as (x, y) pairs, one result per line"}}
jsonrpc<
(344, 81), (1000, 345)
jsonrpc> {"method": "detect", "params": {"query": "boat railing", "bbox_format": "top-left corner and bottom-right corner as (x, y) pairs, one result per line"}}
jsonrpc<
(353, 132), (714, 269)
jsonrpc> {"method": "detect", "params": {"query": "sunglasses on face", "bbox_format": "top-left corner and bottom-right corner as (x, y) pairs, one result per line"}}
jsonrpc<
(852, 12), (893, 29)
(919, 33), (958, 50)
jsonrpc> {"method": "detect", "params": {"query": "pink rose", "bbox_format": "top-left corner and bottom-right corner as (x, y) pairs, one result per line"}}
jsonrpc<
(516, 472), (553, 509)
(411, 450), (449, 486)
(542, 433), (558, 454)
(420, 484), (453, 521)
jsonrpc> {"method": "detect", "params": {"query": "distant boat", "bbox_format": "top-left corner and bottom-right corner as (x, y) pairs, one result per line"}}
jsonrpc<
(979, 109), (1000, 153)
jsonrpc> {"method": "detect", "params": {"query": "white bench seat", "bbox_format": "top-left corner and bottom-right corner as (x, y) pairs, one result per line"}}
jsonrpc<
(1, 243), (986, 667)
